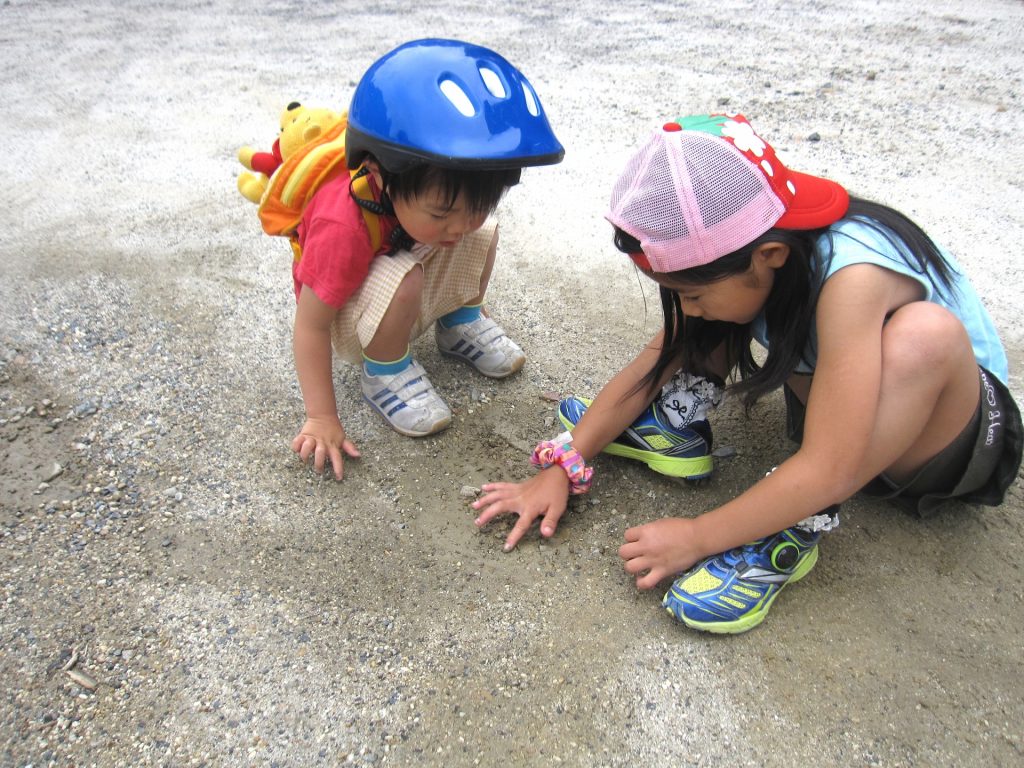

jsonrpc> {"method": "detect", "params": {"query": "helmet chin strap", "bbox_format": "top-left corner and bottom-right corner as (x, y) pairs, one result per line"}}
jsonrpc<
(348, 165), (414, 255)
(349, 165), (388, 215)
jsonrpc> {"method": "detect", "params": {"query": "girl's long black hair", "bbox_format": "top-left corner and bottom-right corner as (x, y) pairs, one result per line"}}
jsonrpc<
(617, 196), (959, 410)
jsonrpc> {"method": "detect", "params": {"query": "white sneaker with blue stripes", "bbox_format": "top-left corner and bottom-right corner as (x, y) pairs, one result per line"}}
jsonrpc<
(435, 316), (525, 379)
(360, 359), (452, 437)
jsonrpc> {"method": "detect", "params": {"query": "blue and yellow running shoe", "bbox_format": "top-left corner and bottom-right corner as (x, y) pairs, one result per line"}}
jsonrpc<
(662, 527), (820, 634)
(557, 396), (713, 480)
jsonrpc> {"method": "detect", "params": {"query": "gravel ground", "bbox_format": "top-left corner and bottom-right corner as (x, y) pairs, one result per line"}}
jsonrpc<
(2, 1), (1023, 766)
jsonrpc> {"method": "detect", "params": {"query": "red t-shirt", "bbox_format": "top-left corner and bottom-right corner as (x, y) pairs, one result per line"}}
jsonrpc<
(293, 174), (397, 308)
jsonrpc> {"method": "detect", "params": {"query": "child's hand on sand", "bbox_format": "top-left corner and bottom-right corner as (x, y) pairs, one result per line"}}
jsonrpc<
(473, 468), (571, 551)
(291, 416), (360, 480)
(619, 517), (703, 590)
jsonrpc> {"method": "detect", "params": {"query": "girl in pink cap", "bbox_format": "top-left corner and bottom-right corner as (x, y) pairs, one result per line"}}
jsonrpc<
(474, 113), (1022, 634)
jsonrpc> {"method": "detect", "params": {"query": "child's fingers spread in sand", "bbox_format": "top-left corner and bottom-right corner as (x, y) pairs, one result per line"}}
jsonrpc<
(472, 482), (522, 521)
(292, 433), (317, 466)
(502, 512), (542, 552)
(306, 442), (334, 478)
(472, 478), (569, 551)
(319, 439), (361, 480)
(471, 488), (543, 551)
(618, 541), (665, 590)
(290, 431), (360, 481)
(620, 519), (701, 590)
(324, 445), (344, 480)
(471, 483), (544, 545)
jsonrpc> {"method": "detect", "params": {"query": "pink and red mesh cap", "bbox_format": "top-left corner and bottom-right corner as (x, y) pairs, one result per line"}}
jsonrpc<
(607, 114), (850, 273)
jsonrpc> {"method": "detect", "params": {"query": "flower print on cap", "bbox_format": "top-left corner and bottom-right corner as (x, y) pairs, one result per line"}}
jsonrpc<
(606, 113), (850, 273)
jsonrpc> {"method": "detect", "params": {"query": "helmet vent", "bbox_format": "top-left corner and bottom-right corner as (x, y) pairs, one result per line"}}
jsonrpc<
(478, 66), (507, 98)
(439, 78), (475, 117)
(521, 82), (540, 117)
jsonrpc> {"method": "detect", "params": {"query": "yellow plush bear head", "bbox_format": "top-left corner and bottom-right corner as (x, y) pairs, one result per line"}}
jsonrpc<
(278, 102), (342, 156)
(237, 102), (345, 203)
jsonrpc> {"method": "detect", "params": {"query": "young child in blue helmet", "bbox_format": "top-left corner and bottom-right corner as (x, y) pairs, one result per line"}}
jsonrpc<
(474, 113), (1022, 634)
(290, 39), (563, 479)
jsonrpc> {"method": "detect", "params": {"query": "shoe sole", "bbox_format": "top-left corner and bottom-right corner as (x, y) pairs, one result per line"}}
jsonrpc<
(557, 411), (713, 480)
(363, 396), (452, 437)
(439, 348), (525, 379)
(667, 545), (819, 634)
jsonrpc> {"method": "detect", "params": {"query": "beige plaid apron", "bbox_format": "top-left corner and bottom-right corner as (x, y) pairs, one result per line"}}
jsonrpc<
(330, 219), (498, 364)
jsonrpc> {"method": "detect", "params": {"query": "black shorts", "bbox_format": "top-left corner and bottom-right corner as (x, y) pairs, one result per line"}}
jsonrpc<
(783, 367), (1022, 517)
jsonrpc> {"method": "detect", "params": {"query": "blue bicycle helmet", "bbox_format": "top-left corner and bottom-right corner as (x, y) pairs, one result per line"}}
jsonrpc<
(346, 38), (564, 172)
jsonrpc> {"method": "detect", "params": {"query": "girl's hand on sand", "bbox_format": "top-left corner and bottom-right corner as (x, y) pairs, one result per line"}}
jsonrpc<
(473, 468), (571, 551)
(619, 517), (702, 590)
(291, 416), (360, 480)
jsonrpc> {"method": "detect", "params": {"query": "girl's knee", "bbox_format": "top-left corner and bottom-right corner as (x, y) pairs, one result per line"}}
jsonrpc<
(882, 303), (972, 374)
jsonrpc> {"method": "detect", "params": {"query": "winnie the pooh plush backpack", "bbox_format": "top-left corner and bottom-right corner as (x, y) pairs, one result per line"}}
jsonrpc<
(236, 101), (383, 261)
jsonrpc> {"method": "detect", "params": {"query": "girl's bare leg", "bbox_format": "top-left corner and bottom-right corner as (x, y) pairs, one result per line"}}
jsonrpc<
(622, 303), (982, 590)
(792, 302), (980, 487)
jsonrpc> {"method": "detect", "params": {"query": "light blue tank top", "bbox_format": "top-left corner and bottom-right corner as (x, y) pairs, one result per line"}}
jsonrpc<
(750, 218), (1009, 384)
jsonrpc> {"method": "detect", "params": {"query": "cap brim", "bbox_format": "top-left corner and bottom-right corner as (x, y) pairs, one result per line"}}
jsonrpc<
(627, 250), (652, 270)
(775, 170), (849, 230)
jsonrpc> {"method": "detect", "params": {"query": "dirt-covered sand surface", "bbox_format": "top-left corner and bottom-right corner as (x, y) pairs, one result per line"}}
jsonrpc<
(2, 1), (1023, 766)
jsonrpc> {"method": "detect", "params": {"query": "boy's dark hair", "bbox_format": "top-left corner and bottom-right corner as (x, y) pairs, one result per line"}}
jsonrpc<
(364, 162), (520, 253)
(384, 164), (521, 217)
(617, 197), (959, 410)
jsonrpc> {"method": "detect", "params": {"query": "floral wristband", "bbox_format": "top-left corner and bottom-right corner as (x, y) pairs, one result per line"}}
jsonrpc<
(530, 431), (593, 495)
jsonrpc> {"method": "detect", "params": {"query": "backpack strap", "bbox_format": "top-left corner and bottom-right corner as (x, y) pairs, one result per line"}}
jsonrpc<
(256, 114), (383, 260)
(348, 166), (384, 255)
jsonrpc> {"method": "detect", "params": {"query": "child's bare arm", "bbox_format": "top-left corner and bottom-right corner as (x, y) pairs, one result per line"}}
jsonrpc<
(565, 331), (680, 458)
(620, 265), (907, 588)
(474, 332), (679, 549)
(291, 285), (360, 479)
